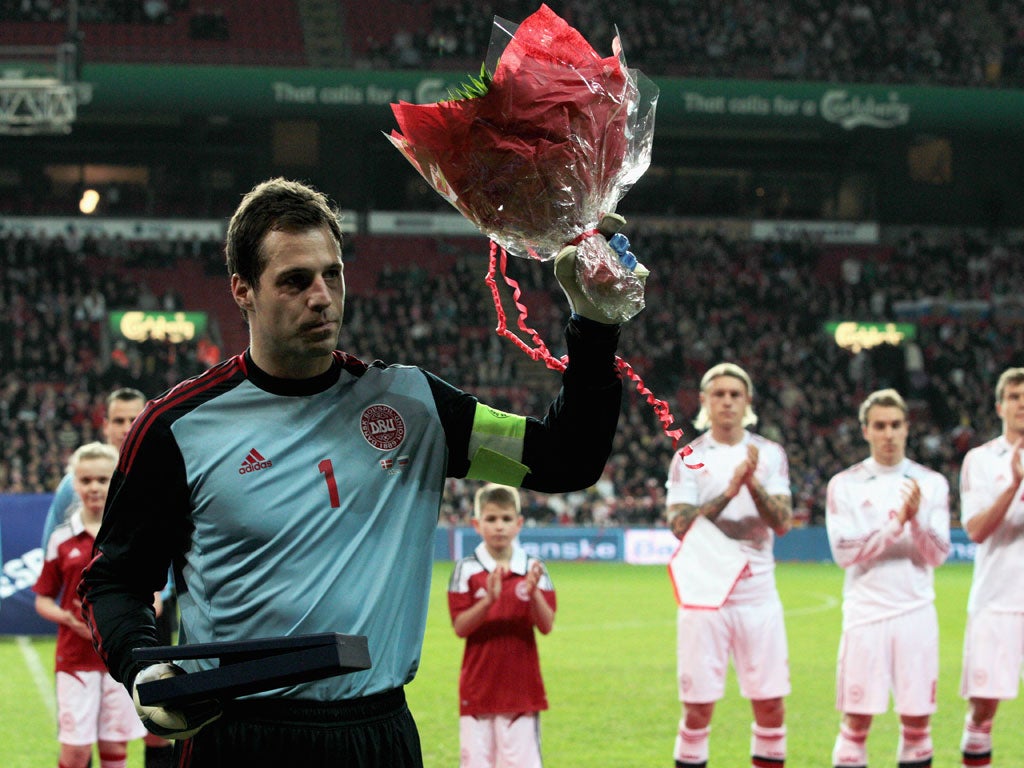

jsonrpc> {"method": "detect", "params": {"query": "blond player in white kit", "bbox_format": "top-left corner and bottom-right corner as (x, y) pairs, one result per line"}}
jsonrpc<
(825, 388), (951, 768)
(666, 363), (793, 768)
(958, 367), (1024, 768)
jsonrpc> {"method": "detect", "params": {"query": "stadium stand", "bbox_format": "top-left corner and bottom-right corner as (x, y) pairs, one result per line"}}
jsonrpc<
(0, 229), (214, 493)
(4, 224), (1022, 531)
(3, 0), (1024, 529)
(1, 0), (306, 66)
(2, 0), (1020, 84)
(339, 0), (1018, 86)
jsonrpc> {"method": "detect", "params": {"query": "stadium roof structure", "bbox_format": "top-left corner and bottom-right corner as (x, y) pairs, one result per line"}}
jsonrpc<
(0, 77), (77, 135)
(0, 42), (87, 135)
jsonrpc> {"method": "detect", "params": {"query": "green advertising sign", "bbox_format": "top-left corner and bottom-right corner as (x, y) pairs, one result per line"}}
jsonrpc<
(79, 64), (463, 119)
(825, 321), (917, 353)
(109, 311), (208, 343)
(76, 64), (1024, 139)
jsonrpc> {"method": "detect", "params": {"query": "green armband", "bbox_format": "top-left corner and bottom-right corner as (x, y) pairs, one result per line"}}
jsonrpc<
(466, 404), (529, 486)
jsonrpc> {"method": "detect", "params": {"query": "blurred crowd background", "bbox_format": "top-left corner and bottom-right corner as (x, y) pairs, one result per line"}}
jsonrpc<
(4, 223), (1021, 528)
(5, 0), (1024, 87)
(2, 0), (1023, 530)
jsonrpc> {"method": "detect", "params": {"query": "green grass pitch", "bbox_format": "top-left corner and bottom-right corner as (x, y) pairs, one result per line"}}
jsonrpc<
(3, 561), (1021, 766)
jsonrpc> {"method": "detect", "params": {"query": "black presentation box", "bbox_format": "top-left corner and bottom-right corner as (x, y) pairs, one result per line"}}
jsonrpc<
(132, 632), (371, 707)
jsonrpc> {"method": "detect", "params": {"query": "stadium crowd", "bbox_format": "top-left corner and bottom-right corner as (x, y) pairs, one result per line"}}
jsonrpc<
(4, 224), (1022, 530)
(3, 0), (1024, 87)
(355, 0), (1024, 88)
(0, 228), (214, 495)
(395, 0), (1013, 87)
(2, 0), (190, 25)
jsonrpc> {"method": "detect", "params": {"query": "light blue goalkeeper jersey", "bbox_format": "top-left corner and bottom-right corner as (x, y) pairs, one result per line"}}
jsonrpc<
(81, 317), (623, 703)
(173, 361), (448, 698)
(94, 353), (450, 700)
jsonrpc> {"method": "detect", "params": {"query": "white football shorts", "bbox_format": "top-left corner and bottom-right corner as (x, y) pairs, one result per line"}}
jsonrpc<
(56, 669), (147, 746)
(961, 610), (1024, 700)
(677, 597), (791, 703)
(459, 712), (542, 768)
(835, 604), (938, 715)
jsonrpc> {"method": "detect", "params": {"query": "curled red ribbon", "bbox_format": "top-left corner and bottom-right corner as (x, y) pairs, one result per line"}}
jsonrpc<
(485, 240), (702, 469)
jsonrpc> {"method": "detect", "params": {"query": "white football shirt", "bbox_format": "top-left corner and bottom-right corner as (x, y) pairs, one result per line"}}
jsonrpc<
(666, 430), (791, 603)
(960, 436), (1024, 613)
(826, 457), (950, 629)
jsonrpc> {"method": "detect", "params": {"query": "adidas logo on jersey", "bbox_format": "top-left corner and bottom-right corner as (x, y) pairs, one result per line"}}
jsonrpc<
(239, 448), (272, 474)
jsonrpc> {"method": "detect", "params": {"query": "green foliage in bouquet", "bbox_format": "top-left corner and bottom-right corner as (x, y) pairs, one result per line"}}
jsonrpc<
(446, 62), (492, 102)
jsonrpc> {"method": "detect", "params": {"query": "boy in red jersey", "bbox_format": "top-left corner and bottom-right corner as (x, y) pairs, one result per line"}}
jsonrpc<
(34, 442), (146, 768)
(448, 484), (556, 768)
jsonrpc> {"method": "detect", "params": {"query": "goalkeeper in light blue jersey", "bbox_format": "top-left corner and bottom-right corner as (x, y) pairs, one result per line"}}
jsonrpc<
(80, 177), (648, 768)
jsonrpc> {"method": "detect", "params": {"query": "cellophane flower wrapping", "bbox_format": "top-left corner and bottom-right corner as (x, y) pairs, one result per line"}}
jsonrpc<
(388, 3), (659, 323)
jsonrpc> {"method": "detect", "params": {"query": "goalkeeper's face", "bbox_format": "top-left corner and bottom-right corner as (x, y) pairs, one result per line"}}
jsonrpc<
(232, 224), (346, 379)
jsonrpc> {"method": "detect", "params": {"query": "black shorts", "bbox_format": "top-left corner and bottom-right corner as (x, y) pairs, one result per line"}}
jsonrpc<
(175, 687), (423, 767)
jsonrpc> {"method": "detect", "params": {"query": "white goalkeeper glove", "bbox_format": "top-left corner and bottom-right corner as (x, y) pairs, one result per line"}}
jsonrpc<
(132, 662), (222, 739)
(554, 213), (649, 324)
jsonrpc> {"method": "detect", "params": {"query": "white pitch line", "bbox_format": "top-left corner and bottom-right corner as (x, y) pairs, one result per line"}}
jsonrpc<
(17, 636), (56, 719)
(541, 592), (840, 633)
(785, 592), (840, 616)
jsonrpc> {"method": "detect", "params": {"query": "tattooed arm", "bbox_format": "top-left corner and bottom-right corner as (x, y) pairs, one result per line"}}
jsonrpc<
(668, 442), (792, 539)
(667, 453), (750, 540)
(747, 477), (793, 536)
(743, 442), (793, 536)
(668, 493), (735, 539)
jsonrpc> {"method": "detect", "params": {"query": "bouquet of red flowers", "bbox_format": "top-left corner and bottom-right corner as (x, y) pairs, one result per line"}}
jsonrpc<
(389, 5), (690, 449)
(388, 3), (658, 324)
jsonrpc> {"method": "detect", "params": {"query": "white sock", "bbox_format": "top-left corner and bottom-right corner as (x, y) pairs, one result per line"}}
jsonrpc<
(674, 721), (710, 767)
(751, 723), (786, 765)
(832, 724), (868, 767)
(960, 715), (992, 766)
(898, 723), (932, 766)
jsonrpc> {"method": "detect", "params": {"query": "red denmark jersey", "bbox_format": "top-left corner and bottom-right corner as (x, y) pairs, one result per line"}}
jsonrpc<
(448, 543), (555, 716)
(33, 513), (107, 673)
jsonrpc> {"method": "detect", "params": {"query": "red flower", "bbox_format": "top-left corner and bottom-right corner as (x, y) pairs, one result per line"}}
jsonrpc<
(388, 3), (656, 262)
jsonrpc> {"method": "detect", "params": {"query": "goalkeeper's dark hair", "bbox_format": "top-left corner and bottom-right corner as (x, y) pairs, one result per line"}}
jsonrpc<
(225, 177), (344, 301)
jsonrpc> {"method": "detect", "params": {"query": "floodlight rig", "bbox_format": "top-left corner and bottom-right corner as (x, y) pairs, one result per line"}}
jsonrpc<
(0, 77), (78, 135)
(0, 33), (86, 136)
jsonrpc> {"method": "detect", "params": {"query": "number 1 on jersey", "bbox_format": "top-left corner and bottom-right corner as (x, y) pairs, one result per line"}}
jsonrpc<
(318, 458), (341, 508)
